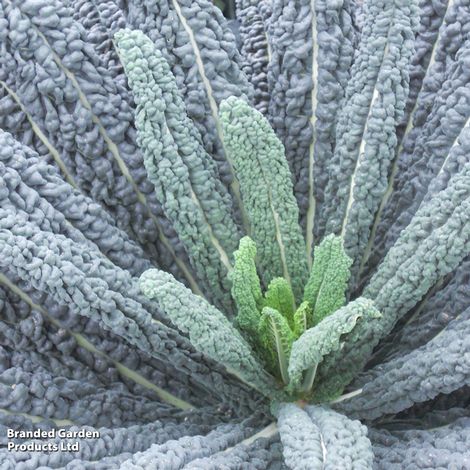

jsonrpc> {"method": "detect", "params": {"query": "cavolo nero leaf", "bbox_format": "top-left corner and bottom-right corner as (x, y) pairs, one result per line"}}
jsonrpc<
(303, 234), (353, 326)
(140, 269), (280, 398)
(263, 277), (296, 325)
(277, 403), (324, 469)
(277, 404), (373, 469)
(288, 298), (380, 393)
(229, 236), (264, 341)
(220, 96), (309, 302)
(293, 301), (312, 339)
(258, 307), (295, 384)
(115, 29), (237, 312)
(305, 405), (374, 468)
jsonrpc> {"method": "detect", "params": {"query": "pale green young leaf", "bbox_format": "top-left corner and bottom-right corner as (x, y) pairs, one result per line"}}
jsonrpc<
(288, 298), (380, 392)
(220, 96), (309, 302)
(263, 277), (296, 324)
(303, 234), (353, 326)
(258, 307), (295, 384)
(229, 236), (263, 340)
(293, 301), (312, 338)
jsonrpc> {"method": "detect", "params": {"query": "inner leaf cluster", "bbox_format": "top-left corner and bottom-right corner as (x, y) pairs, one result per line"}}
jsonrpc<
(229, 234), (353, 391)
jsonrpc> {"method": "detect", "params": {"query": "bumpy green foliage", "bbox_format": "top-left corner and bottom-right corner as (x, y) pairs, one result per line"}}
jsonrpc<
(228, 235), (355, 388)
(219, 96), (309, 301)
(293, 302), (311, 338)
(277, 403), (374, 469)
(115, 28), (239, 312)
(305, 405), (374, 469)
(303, 234), (353, 326)
(230, 236), (264, 340)
(263, 277), (296, 324)
(258, 307), (295, 384)
(322, 0), (419, 279)
(140, 268), (279, 397)
(288, 298), (381, 394)
(277, 403), (324, 469)
(312, 307), (385, 403)
(2, 0), (470, 468)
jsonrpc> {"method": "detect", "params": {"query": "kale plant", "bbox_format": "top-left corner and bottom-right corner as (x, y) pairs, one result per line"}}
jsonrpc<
(0, 0), (469, 468)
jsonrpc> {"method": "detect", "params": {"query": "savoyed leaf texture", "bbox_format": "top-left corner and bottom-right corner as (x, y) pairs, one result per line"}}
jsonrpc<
(115, 28), (239, 312)
(369, 417), (470, 469)
(303, 234), (352, 326)
(0, 0), (190, 281)
(276, 403), (373, 469)
(219, 96), (309, 301)
(140, 269), (279, 398)
(336, 305), (470, 420)
(0, 0), (469, 467)
(263, 277), (296, 323)
(288, 298), (381, 393)
(230, 236), (263, 339)
(277, 403), (324, 469)
(258, 307), (295, 384)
